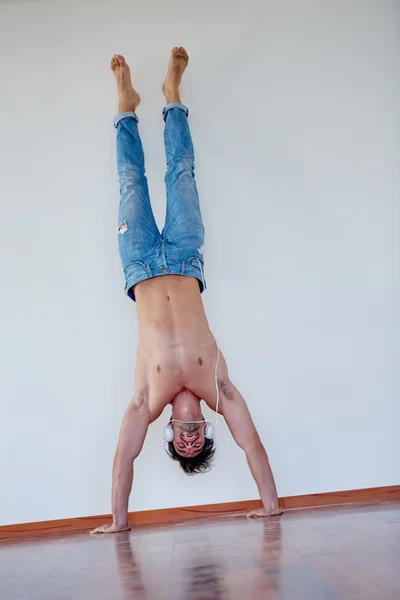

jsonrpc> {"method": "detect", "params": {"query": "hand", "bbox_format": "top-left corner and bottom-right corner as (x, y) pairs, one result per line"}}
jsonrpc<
(247, 506), (283, 519)
(90, 523), (131, 534)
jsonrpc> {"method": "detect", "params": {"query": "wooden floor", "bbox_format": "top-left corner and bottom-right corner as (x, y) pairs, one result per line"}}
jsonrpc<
(1, 501), (399, 600)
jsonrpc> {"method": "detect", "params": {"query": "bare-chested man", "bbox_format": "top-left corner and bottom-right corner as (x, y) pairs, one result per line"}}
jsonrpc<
(91, 47), (282, 534)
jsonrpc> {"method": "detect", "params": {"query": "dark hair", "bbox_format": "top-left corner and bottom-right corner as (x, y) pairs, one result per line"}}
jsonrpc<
(167, 438), (216, 475)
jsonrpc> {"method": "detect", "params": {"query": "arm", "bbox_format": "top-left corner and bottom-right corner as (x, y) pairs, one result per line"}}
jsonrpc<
(220, 377), (282, 518)
(91, 397), (149, 533)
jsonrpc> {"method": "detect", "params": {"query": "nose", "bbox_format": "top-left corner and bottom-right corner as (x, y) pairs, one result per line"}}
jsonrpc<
(182, 434), (197, 447)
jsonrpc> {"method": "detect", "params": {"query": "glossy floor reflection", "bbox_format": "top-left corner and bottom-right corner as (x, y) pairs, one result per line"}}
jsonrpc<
(1, 501), (400, 599)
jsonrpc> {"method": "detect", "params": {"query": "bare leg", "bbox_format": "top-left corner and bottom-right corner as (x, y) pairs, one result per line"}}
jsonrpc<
(162, 47), (189, 105)
(111, 54), (141, 114)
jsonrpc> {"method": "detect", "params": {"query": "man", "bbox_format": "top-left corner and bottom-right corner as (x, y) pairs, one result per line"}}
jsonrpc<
(91, 47), (282, 534)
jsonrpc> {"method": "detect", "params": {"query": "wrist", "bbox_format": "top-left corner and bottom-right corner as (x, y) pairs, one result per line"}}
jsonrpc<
(261, 494), (279, 510)
(112, 516), (128, 528)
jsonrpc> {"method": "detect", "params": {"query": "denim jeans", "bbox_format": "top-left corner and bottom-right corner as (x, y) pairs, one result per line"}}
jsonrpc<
(113, 103), (205, 301)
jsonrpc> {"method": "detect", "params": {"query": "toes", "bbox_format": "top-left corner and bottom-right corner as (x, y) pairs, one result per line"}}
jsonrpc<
(171, 46), (188, 61)
(179, 47), (189, 60)
(111, 55), (128, 71)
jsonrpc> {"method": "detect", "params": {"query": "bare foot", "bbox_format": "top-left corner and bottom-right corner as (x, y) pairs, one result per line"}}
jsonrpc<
(111, 54), (140, 114)
(162, 46), (189, 104)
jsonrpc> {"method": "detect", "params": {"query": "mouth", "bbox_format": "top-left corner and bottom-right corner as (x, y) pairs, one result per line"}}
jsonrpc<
(182, 433), (198, 441)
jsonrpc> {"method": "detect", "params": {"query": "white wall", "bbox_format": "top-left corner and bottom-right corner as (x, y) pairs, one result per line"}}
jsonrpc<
(0, 0), (399, 526)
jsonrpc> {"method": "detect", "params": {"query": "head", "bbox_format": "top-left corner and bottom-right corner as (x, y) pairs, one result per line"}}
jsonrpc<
(166, 390), (216, 475)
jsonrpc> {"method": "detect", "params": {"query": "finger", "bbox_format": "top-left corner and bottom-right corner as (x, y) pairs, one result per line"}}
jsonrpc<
(90, 525), (107, 534)
(90, 527), (103, 534)
(251, 511), (264, 518)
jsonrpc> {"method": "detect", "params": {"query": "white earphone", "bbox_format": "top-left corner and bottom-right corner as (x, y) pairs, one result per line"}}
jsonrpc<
(162, 420), (215, 443)
(162, 343), (220, 450)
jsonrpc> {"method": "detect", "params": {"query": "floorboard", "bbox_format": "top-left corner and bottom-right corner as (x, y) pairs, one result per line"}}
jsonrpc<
(1, 501), (399, 599)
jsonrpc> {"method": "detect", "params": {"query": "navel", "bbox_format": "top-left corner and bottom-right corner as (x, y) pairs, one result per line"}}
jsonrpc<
(198, 357), (203, 366)
(157, 365), (162, 373)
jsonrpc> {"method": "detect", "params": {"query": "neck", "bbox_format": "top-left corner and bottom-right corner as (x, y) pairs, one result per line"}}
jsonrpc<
(171, 389), (202, 422)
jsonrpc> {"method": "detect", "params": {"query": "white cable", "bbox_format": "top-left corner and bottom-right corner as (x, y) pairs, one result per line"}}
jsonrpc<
(214, 343), (220, 432)
(196, 257), (220, 431)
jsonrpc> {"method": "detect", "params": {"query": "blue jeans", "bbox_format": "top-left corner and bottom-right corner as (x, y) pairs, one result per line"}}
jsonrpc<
(113, 103), (206, 301)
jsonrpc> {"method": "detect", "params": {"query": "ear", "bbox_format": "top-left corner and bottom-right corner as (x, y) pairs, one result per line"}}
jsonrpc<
(162, 425), (174, 443)
(204, 423), (215, 440)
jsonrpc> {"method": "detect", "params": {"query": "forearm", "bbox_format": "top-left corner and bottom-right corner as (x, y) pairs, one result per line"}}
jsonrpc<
(90, 400), (148, 535)
(245, 441), (279, 509)
(111, 454), (134, 526)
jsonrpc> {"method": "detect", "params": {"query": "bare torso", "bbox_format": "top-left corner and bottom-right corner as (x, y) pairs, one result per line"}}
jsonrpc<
(134, 275), (223, 422)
